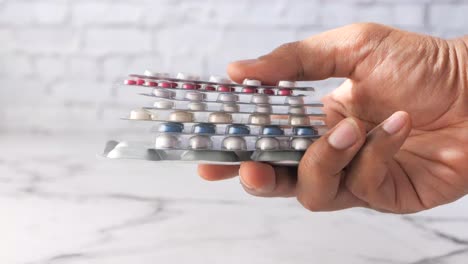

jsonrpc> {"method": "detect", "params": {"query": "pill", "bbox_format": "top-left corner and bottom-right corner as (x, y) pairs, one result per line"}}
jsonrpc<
(291, 137), (313, 150)
(256, 137), (280, 151)
(217, 93), (239, 102)
(209, 76), (231, 84)
(222, 136), (247, 151)
(192, 123), (216, 134)
(289, 115), (311, 126)
(261, 126), (284, 136)
(155, 134), (179, 149)
(255, 104), (272, 114)
(286, 96), (304, 105)
(226, 124), (250, 135)
(176, 72), (200, 81)
(195, 84), (201, 89)
(171, 82), (178, 88)
(242, 87), (258, 94)
(124, 79), (137, 85)
(208, 112), (233, 123)
(263, 88), (274, 95)
(130, 109), (151, 120)
(293, 126), (318, 136)
(289, 106), (306, 115)
(144, 81), (158, 87)
(251, 94), (269, 104)
(182, 83), (196, 90)
(152, 88), (174, 98)
(189, 135), (213, 150)
(278, 80), (296, 88)
(153, 100), (174, 109)
(159, 81), (173, 88)
(169, 111), (194, 122)
(184, 91), (205, 101)
(217, 85), (235, 92)
(243, 79), (261, 86)
(222, 103), (239, 112)
(204, 85), (216, 91)
(144, 70), (158, 77)
(248, 114), (271, 125)
(277, 88), (293, 96)
(136, 79), (146, 85)
(188, 102), (207, 111)
(158, 122), (184, 133)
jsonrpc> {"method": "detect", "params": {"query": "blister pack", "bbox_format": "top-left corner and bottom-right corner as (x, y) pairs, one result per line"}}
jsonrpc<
(102, 71), (328, 165)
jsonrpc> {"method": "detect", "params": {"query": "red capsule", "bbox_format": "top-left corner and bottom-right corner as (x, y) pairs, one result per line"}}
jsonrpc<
(124, 79), (137, 85)
(263, 88), (274, 95)
(218, 85), (234, 92)
(136, 79), (145, 85)
(182, 83), (196, 90)
(171, 82), (178, 88)
(195, 84), (202, 89)
(145, 81), (158, 87)
(205, 85), (216, 91)
(242, 87), (258, 94)
(159, 81), (172, 88)
(277, 88), (293, 96)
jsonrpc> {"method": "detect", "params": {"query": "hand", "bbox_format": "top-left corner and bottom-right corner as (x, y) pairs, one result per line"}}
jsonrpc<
(198, 23), (468, 213)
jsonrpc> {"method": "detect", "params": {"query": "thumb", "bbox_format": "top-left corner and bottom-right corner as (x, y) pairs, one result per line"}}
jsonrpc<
(227, 23), (394, 84)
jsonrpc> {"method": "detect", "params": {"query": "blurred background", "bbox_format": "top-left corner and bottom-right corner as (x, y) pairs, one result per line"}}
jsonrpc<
(1, 1), (468, 264)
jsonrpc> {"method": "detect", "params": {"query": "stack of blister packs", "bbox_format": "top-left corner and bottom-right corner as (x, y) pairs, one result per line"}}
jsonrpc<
(102, 71), (327, 166)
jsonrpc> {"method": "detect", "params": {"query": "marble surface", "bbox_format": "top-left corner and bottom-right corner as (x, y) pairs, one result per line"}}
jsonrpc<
(1, 134), (467, 264)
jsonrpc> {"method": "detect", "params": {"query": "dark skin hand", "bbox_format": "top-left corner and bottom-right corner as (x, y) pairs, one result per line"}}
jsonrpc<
(198, 23), (468, 214)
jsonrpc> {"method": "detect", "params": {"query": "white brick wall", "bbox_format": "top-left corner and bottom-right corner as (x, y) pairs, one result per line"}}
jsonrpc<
(0, 0), (467, 134)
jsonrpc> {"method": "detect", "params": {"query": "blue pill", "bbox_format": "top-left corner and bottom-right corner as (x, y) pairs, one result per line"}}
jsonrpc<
(158, 122), (184, 133)
(261, 126), (284, 136)
(192, 123), (216, 134)
(226, 124), (250, 135)
(293, 126), (318, 136)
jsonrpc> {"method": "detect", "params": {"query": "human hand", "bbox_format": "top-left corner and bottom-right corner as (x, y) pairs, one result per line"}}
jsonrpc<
(198, 23), (468, 213)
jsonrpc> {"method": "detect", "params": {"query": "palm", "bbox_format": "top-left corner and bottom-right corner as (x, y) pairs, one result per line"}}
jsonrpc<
(323, 32), (468, 212)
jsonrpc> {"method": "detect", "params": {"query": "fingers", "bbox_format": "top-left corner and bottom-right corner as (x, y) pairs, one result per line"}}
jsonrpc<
(239, 162), (297, 197)
(296, 117), (369, 211)
(198, 164), (239, 181)
(345, 111), (412, 212)
(228, 23), (394, 84)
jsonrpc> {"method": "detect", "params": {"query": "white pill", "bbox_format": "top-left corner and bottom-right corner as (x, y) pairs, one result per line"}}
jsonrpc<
(153, 101), (174, 109)
(208, 112), (232, 123)
(177, 72), (200, 81)
(256, 137), (280, 151)
(189, 135), (212, 150)
(278, 80), (296, 88)
(289, 115), (311, 126)
(248, 114), (271, 125)
(152, 89), (174, 98)
(217, 93), (239, 102)
(255, 104), (272, 114)
(155, 134), (179, 149)
(291, 138), (313, 150)
(222, 103), (239, 112)
(286, 96), (304, 105)
(251, 94), (270, 104)
(130, 109), (151, 120)
(169, 111), (194, 122)
(188, 102), (207, 111)
(243, 79), (261, 86)
(144, 70), (158, 77)
(288, 106), (306, 115)
(222, 136), (247, 151)
(184, 91), (205, 101)
(209, 76), (231, 84)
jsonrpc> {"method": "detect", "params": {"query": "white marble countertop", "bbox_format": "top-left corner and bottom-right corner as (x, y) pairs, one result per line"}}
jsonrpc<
(0, 134), (467, 264)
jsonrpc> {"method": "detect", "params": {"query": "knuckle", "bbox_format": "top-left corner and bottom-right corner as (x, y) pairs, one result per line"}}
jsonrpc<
(349, 22), (384, 36)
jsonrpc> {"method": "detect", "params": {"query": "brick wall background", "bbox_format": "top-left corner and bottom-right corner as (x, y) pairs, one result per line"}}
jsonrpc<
(0, 0), (467, 134)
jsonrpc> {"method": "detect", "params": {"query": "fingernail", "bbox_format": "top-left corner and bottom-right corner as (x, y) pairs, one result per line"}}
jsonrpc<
(382, 111), (407, 135)
(235, 59), (259, 65)
(239, 171), (275, 193)
(328, 119), (359, 150)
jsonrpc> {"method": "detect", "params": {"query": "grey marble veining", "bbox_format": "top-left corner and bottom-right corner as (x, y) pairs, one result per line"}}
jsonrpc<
(1, 134), (467, 264)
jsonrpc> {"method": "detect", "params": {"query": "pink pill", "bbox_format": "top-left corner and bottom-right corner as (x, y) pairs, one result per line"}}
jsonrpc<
(171, 82), (178, 88)
(218, 85), (234, 92)
(277, 88), (293, 96)
(263, 88), (274, 95)
(145, 81), (158, 87)
(136, 79), (145, 85)
(195, 84), (202, 89)
(124, 79), (137, 85)
(159, 82), (172, 88)
(182, 83), (196, 90)
(205, 85), (216, 91)
(242, 87), (258, 94)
